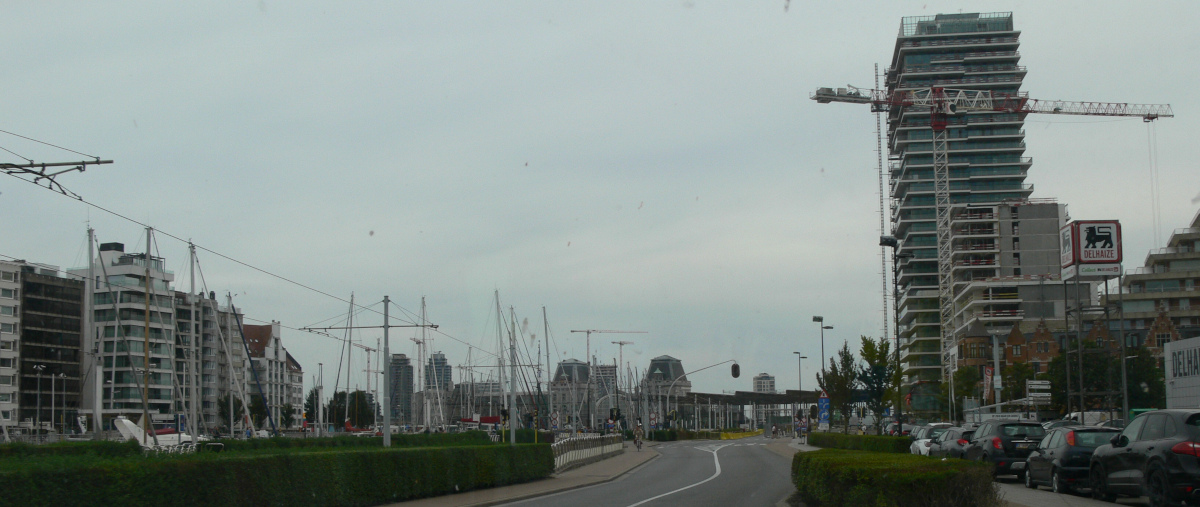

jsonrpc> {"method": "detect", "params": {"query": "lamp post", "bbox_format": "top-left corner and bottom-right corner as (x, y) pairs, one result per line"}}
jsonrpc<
(59, 373), (66, 434)
(33, 364), (45, 432)
(793, 352), (807, 437)
(881, 235), (913, 426)
(813, 317), (833, 374)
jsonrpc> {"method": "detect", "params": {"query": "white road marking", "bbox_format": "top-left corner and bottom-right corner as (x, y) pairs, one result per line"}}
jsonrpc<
(625, 443), (730, 507)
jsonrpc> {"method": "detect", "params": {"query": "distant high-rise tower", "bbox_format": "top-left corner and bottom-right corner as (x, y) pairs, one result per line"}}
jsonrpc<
(888, 13), (1031, 410)
(425, 352), (452, 392)
(390, 354), (413, 424)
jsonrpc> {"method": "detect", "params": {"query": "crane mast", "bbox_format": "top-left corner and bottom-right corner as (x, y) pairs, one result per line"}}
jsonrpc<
(813, 85), (1173, 381)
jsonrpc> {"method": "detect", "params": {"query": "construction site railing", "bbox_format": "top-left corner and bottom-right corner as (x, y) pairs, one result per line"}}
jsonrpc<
(551, 434), (623, 472)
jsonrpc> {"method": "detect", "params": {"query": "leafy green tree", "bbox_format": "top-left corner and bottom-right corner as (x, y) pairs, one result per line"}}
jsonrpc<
(1002, 362), (1037, 402)
(857, 336), (895, 435)
(304, 387), (321, 425)
(217, 394), (244, 432)
(940, 365), (981, 420)
(249, 394), (269, 428)
(327, 390), (376, 429)
(1042, 339), (1164, 417)
(817, 341), (860, 434)
(279, 403), (296, 429)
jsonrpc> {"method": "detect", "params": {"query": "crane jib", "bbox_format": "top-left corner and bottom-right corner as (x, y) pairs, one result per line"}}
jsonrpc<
(811, 86), (1172, 119)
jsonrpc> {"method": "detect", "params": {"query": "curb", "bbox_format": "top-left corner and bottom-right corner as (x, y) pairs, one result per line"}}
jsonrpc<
(468, 451), (661, 507)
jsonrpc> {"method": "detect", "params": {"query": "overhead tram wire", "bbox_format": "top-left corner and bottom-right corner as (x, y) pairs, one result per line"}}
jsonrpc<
(5, 164), (456, 334)
(0, 128), (98, 159)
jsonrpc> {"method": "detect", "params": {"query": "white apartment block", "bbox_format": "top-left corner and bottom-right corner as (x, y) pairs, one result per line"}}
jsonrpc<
(0, 262), (20, 429)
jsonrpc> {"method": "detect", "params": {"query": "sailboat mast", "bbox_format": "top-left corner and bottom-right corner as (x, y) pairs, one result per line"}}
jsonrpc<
(87, 227), (100, 440)
(141, 228), (158, 446)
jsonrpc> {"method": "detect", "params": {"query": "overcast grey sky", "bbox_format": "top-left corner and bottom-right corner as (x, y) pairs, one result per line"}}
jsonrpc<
(4, 1), (1198, 398)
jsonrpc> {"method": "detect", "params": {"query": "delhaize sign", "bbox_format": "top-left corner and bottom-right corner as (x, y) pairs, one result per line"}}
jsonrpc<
(1061, 220), (1122, 280)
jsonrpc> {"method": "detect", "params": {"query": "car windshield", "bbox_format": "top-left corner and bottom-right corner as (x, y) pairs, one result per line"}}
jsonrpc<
(1001, 424), (1045, 438)
(928, 427), (949, 440)
(1074, 430), (1118, 447)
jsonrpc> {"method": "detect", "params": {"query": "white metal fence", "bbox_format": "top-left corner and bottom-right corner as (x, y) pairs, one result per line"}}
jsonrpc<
(551, 434), (623, 471)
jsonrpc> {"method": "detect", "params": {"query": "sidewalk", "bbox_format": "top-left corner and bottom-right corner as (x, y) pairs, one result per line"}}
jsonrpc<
(389, 442), (659, 507)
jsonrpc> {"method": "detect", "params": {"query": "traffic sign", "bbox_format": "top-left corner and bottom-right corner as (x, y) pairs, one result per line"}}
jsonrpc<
(1028, 392), (1052, 398)
(1026, 380), (1051, 387)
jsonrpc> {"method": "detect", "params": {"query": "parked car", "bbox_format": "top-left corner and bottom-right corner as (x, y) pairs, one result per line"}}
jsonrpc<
(1042, 420), (1075, 430)
(1095, 419), (1125, 429)
(928, 427), (975, 459)
(1089, 409), (1200, 505)
(1024, 425), (1119, 494)
(884, 421), (913, 437)
(911, 423), (953, 455)
(964, 420), (1047, 478)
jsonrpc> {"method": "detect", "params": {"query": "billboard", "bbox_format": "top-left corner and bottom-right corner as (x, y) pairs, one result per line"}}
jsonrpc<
(1061, 220), (1122, 280)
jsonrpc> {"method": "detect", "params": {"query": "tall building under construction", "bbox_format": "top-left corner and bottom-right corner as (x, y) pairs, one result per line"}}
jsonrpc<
(888, 13), (1034, 410)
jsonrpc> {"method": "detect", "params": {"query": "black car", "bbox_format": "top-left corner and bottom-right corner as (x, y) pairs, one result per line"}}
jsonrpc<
(1089, 409), (1200, 506)
(964, 420), (1046, 478)
(928, 427), (975, 459)
(1024, 425), (1119, 494)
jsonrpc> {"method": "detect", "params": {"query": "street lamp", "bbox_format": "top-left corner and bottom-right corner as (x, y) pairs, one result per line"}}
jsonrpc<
(33, 364), (45, 432)
(58, 373), (67, 434)
(793, 352), (807, 436)
(881, 235), (913, 426)
(813, 317), (833, 374)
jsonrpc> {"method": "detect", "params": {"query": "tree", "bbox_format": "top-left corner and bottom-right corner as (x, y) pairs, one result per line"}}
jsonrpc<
(1043, 339), (1157, 416)
(327, 390), (375, 429)
(940, 365), (981, 421)
(856, 336), (895, 435)
(1001, 362), (1036, 403)
(249, 395), (269, 429)
(304, 387), (321, 426)
(217, 394), (244, 433)
(279, 403), (296, 429)
(816, 341), (860, 434)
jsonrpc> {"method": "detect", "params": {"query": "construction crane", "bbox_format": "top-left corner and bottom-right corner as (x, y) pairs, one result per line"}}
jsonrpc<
(570, 330), (646, 428)
(812, 85), (1173, 380)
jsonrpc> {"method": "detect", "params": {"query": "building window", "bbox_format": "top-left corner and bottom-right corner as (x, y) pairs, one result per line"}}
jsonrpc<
(0, 358), (11, 368)
(0, 289), (15, 299)
(1156, 333), (1172, 347)
(1012, 345), (1022, 357)
(0, 376), (12, 386)
(0, 306), (15, 316)
(0, 323), (13, 334)
(0, 271), (14, 281)
(0, 393), (9, 402)
(0, 341), (11, 351)
(0, 410), (9, 420)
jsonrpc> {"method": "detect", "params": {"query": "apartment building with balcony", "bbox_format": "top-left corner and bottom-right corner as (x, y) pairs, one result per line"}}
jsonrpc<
(945, 202), (1092, 372)
(1101, 209), (1200, 359)
(0, 261), (86, 432)
(70, 242), (177, 427)
(242, 322), (303, 429)
(0, 262), (19, 429)
(888, 13), (1034, 409)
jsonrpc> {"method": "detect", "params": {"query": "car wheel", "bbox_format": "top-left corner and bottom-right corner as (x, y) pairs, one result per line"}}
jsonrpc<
(1148, 469), (1172, 507)
(1052, 469), (1071, 494)
(1090, 465), (1116, 502)
(1025, 468), (1036, 489)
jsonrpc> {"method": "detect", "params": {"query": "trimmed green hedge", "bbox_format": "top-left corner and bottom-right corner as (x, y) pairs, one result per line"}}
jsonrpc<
(514, 429), (556, 444)
(650, 429), (677, 441)
(792, 449), (999, 507)
(211, 431), (493, 452)
(808, 432), (911, 453)
(0, 444), (553, 506)
(0, 440), (142, 459)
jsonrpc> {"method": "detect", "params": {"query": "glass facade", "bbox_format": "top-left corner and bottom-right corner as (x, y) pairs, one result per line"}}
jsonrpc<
(889, 12), (1033, 402)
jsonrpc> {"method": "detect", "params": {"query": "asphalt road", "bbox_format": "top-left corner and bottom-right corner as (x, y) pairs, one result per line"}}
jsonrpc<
(501, 439), (794, 507)
(995, 476), (1149, 506)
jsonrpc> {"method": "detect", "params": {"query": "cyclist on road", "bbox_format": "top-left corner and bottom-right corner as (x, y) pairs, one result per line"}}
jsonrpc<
(633, 422), (645, 451)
